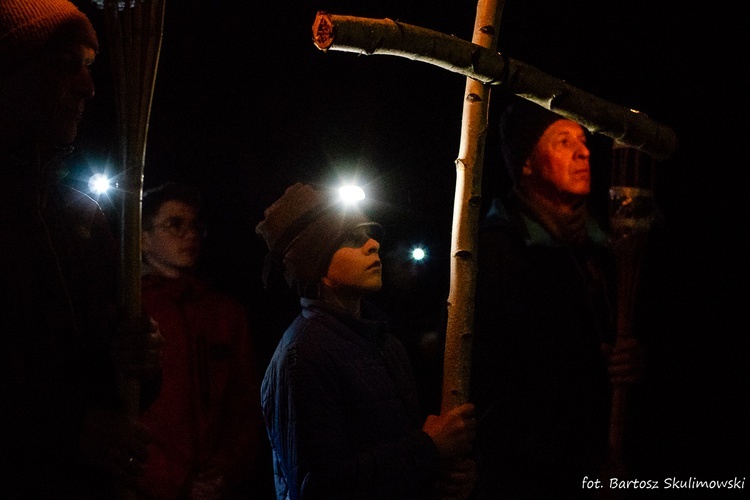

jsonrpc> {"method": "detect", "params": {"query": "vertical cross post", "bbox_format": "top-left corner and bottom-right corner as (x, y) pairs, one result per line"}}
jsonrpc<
(441, 0), (505, 412)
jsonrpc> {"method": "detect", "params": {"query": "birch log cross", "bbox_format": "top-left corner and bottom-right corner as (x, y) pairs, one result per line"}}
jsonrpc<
(92, 0), (166, 419)
(312, 0), (677, 484)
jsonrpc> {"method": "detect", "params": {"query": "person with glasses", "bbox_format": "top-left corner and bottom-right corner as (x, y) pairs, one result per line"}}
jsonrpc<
(138, 182), (270, 498)
(256, 182), (478, 499)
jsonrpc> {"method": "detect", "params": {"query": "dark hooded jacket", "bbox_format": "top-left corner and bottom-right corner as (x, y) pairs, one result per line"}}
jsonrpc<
(261, 298), (441, 499)
(470, 191), (616, 499)
(0, 141), (157, 497)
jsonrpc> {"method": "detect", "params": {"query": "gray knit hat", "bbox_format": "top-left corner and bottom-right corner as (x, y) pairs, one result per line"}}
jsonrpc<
(499, 97), (564, 184)
(256, 182), (383, 297)
(0, 0), (98, 74)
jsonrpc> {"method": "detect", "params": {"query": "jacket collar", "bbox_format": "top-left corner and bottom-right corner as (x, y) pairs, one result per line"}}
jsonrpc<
(301, 297), (390, 344)
(142, 272), (207, 301)
(521, 211), (607, 246)
(483, 192), (607, 247)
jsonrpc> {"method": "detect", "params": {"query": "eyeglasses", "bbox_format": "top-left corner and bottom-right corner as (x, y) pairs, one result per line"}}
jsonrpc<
(150, 216), (207, 238)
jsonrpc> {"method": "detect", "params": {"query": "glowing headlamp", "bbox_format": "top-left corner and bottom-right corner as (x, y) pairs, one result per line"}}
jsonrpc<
(88, 173), (111, 195)
(338, 185), (366, 204)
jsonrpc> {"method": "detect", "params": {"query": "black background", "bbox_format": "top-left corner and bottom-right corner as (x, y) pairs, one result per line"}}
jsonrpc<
(71, 0), (746, 489)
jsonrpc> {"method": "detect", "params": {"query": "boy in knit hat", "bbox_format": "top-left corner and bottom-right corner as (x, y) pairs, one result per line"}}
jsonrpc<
(1, 1), (164, 496)
(470, 97), (644, 498)
(257, 182), (478, 499)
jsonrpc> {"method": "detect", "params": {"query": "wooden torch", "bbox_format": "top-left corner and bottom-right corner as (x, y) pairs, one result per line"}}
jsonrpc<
(93, 0), (166, 419)
(605, 139), (658, 488)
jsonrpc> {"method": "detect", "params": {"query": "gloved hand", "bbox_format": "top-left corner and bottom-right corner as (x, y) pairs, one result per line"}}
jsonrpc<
(602, 337), (645, 386)
(112, 314), (164, 379)
(78, 408), (152, 487)
(434, 457), (477, 500)
(188, 468), (227, 499)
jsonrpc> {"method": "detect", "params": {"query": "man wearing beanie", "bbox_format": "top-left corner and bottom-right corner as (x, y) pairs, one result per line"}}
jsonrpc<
(257, 182), (478, 499)
(1, 1), (164, 497)
(470, 97), (644, 498)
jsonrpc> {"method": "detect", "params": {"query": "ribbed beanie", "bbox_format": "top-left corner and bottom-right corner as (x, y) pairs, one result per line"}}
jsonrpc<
(256, 182), (383, 297)
(499, 97), (564, 184)
(0, 0), (98, 74)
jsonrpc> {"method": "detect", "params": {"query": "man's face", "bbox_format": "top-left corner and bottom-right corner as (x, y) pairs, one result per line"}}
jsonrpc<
(523, 119), (591, 201)
(1, 42), (96, 147)
(321, 226), (383, 296)
(142, 200), (203, 278)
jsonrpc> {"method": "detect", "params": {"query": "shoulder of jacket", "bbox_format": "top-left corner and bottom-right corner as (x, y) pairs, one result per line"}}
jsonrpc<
(56, 183), (104, 217)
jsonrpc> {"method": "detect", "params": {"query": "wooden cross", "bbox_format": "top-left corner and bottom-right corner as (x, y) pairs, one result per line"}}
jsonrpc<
(312, 0), (675, 489)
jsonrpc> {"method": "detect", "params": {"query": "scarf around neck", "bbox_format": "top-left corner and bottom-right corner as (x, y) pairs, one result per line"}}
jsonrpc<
(514, 186), (589, 245)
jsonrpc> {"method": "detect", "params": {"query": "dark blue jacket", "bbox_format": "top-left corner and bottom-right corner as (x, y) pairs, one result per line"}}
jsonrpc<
(470, 194), (615, 499)
(261, 298), (441, 499)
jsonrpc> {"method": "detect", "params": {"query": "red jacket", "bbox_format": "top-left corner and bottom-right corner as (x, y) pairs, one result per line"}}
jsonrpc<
(138, 273), (265, 498)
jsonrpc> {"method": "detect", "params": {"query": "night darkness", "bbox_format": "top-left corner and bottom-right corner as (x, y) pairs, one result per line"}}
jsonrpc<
(69, 0), (746, 488)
